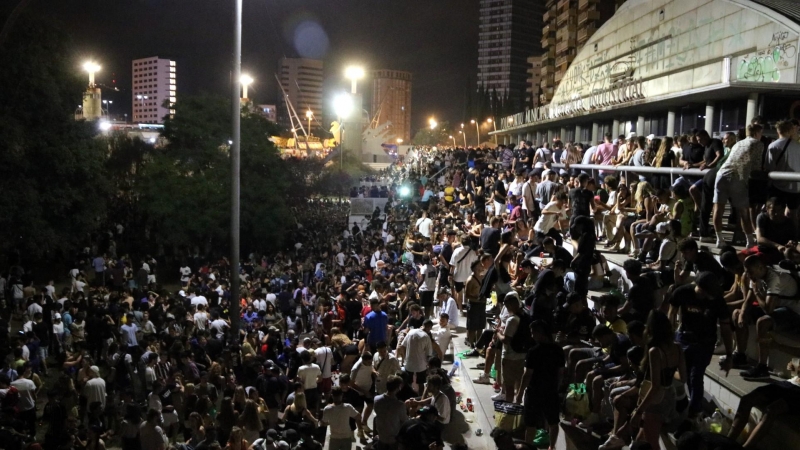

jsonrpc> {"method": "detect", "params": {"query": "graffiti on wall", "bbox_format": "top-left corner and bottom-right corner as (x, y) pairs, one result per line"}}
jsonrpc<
(736, 32), (797, 82)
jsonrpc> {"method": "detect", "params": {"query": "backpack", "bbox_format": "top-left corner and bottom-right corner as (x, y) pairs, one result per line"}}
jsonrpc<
(510, 312), (533, 354)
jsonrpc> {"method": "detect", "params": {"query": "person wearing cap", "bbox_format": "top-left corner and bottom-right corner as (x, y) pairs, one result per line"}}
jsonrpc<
(668, 271), (734, 415)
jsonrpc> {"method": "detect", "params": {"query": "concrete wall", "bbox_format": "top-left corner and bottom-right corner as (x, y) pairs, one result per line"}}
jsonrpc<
(552, 0), (800, 106)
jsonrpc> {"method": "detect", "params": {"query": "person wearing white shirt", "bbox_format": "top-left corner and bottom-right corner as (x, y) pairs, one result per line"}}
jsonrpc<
(520, 172), (537, 223)
(27, 300), (43, 318)
(266, 291), (277, 306)
(190, 294), (208, 307)
(297, 351), (322, 412)
(415, 212), (433, 238)
(11, 365), (37, 433)
(431, 315), (453, 361)
(373, 342), (401, 395)
(179, 265), (192, 284)
(400, 322), (434, 391)
(193, 305), (209, 330)
(253, 297), (267, 312)
(437, 291), (460, 330)
(406, 373), (451, 425)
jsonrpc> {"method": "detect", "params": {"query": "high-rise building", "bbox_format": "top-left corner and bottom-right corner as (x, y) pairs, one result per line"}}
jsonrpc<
(526, 56), (543, 109)
(277, 58), (323, 133)
(132, 57), (176, 123)
(538, 0), (619, 105)
(370, 70), (412, 142)
(477, 0), (545, 112)
(256, 104), (277, 123)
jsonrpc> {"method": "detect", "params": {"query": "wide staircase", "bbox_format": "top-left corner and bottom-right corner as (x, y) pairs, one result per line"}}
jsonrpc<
(582, 222), (800, 450)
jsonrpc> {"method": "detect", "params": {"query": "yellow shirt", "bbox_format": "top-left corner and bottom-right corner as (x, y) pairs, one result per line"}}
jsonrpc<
(607, 317), (628, 335)
(444, 186), (455, 202)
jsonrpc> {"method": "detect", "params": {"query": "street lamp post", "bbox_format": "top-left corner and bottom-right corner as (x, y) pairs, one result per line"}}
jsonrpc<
(334, 93), (354, 171)
(83, 61), (100, 87)
(459, 130), (466, 147)
(239, 74), (253, 100)
(229, 0), (243, 342)
(345, 66), (365, 94)
(488, 118), (497, 144)
(450, 135), (456, 147)
(471, 119), (480, 146)
(306, 110), (313, 137)
(102, 100), (113, 117)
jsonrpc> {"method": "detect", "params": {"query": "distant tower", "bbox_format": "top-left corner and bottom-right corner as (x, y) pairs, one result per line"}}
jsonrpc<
(132, 56), (176, 124)
(81, 61), (103, 120)
(371, 70), (412, 143)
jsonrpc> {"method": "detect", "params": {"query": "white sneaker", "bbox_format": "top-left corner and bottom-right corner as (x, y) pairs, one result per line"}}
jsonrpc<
(699, 236), (715, 243)
(473, 373), (491, 384)
(491, 392), (506, 401)
(716, 238), (728, 249)
(579, 412), (602, 429)
(598, 434), (626, 450)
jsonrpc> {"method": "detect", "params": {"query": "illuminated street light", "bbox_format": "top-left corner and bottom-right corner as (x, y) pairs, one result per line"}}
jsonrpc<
(450, 135), (456, 146)
(239, 74), (253, 99)
(471, 119), (480, 146)
(305, 109), (313, 136)
(333, 93), (355, 170)
(429, 117), (438, 130)
(98, 120), (111, 131)
(83, 61), (100, 87)
(458, 130), (467, 147)
(345, 66), (365, 94)
(396, 138), (403, 144)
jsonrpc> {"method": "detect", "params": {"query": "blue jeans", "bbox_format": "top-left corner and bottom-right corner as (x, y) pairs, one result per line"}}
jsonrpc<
(678, 334), (714, 413)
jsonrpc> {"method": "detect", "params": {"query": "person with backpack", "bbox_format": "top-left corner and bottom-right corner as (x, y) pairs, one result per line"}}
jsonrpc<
(496, 293), (530, 403)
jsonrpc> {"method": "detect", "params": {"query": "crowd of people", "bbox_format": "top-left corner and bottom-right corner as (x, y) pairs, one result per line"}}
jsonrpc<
(1, 117), (800, 450)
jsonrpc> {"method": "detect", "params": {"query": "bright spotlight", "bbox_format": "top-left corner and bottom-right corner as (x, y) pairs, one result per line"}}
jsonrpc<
(333, 93), (354, 119)
(399, 186), (411, 197)
(98, 120), (111, 131)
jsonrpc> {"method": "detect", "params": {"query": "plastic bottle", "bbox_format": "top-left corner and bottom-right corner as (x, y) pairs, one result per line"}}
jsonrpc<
(448, 360), (460, 378)
(709, 409), (724, 433)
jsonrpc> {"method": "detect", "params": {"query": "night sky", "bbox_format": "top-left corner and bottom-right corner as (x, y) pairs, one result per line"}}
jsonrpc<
(15, 0), (480, 133)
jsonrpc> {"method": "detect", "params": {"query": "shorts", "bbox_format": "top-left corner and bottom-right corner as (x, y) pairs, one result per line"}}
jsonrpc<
(343, 344), (360, 356)
(524, 393), (560, 427)
(501, 357), (525, 385)
(714, 176), (749, 210)
(305, 387), (320, 407)
(739, 245), (784, 266)
(772, 306), (800, 333)
(319, 377), (333, 394)
(420, 291), (435, 308)
(768, 186), (800, 210)
(466, 302), (487, 332)
(692, 179), (704, 190)
(453, 281), (465, 292)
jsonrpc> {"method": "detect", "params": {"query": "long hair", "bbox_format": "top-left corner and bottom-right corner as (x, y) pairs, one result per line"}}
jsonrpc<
(640, 310), (674, 373)
(654, 137), (674, 168)
(238, 399), (263, 431)
(291, 392), (307, 412)
(635, 181), (655, 213)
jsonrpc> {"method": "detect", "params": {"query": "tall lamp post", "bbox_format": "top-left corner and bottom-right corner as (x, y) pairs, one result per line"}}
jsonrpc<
(229, 0), (243, 342)
(102, 100), (113, 117)
(239, 74), (253, 100)
(488, 118), (497, 144)
(471, 119), (480, 146)
(459, 130), (466, 147)
(334, 93), (354, 171)
(306, 110), (313, 137)
(345, 66), (365, 94)
(450, 135), (456, 147)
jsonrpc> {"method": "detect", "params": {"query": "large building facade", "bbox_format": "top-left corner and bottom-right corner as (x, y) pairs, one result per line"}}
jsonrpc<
(478, 0), (545, 112)
(277, 58), (323, 133)
(526, 56), (543, 108)
(538, 0), (619, 105)
(370, 70), (413, 142)
(496, 0), (800, 145)
(132, 57), (176, 124)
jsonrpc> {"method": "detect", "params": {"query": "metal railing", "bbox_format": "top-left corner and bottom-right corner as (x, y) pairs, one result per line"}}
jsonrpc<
(550, 163), (800, 184)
